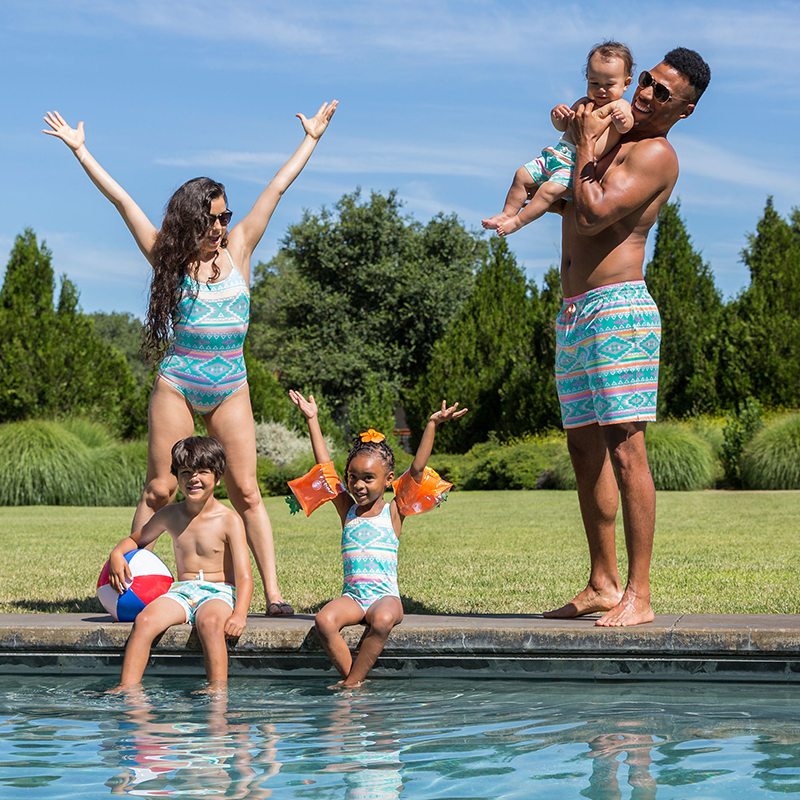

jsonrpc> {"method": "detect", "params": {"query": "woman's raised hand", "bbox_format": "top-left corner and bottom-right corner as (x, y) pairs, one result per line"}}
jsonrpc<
(42, 111), (85, 151)
(296, 100), (338, 140)
(288, 389), (319, 419)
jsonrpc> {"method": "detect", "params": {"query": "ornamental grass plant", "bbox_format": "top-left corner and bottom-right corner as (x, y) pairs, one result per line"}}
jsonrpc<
(645, 423), (716, 490)
(741, 413), (800, 489)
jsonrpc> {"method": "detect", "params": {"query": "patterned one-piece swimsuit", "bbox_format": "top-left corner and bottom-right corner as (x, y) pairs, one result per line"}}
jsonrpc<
(341, 503), (400, 612)
(158, 249), (250, 413)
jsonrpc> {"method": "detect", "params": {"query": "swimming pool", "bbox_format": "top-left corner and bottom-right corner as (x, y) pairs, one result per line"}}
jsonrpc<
(1, 676), (798, 798)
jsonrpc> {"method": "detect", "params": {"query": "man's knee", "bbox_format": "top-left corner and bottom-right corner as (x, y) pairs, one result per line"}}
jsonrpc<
(605, 425), (649, 478)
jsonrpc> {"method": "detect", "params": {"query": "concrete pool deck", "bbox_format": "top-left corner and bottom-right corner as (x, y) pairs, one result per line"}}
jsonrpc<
(1, 612), (798, 682)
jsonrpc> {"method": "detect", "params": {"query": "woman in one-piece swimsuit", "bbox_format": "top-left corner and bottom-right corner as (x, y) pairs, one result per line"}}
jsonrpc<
(43, 102), (337, 614)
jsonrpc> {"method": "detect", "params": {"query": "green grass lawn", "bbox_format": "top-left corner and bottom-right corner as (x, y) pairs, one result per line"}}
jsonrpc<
(1, 491), (798, 616)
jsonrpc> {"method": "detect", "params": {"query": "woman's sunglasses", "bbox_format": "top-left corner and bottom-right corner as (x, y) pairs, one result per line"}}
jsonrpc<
(638, 71), (677, 104)
(207, 210), (233, 227)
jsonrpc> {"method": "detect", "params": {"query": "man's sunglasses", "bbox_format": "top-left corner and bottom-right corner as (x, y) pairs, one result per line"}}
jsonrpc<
(637, 71), (679, 104)
(207, 210), (233, 227)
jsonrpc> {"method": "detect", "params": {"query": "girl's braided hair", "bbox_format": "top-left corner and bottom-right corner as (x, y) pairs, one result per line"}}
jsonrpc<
(345, 435), (395, 478)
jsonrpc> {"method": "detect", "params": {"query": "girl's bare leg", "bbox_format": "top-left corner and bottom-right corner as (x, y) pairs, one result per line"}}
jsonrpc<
(205, 387), (288, 611)
(194, 599), (234, 688)
(342, 596), (403, 688)
(482, 166), (535, 229)
(131, 379), (196, 535)
(314, 596), (366, 678)
(111, 596), (187, 690)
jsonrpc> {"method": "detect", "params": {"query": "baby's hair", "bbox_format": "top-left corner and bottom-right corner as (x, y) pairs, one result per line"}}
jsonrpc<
(345, 437), (395, 478)
(170, 436), (227, 480)
(585, 40), (634, 78)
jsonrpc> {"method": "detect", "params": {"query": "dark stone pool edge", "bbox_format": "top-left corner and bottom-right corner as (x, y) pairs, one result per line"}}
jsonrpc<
(1, 613), (798, 682)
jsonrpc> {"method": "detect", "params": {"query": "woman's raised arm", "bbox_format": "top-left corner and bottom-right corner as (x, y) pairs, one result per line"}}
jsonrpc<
(43, 111), (159, 264)
(231, 100), (338, 268)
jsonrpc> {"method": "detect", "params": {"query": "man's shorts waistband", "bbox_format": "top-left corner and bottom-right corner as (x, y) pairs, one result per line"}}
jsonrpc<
(562, 280), (648, 305)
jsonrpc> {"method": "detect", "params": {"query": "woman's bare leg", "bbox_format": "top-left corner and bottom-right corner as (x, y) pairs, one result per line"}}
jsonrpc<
(130, 379), (196, 534)
(205, 386), (288, 611)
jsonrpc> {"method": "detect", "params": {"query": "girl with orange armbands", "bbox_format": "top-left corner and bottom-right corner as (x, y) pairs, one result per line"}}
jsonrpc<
(287, 390), (466, 688)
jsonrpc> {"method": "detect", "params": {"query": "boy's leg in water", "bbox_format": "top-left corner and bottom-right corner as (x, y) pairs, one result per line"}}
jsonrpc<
(315, 595), (366, 678)
(194, 598), (236, 690)
(482, 166), (536, 230)
(497, 180), (568, 236)
(111, 596), (187, 691)
(341, 596), (403, 688)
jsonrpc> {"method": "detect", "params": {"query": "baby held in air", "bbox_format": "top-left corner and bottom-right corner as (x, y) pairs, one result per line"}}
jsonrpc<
(482, 41), (635, 237)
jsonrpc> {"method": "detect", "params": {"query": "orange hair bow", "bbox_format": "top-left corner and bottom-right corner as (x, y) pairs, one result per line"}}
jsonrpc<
(359, 429), (385, 444)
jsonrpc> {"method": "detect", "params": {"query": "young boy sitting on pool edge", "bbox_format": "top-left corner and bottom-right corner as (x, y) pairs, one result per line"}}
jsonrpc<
(107, 436), (252, 694)
(288, 390), (467, 689)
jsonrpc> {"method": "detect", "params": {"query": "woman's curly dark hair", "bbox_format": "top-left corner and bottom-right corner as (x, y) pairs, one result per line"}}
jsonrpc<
(345, 437), (395, 479)
(143, 177), (228, 362)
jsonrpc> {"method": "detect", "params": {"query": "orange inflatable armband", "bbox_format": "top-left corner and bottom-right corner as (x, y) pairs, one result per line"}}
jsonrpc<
(392, 466), (452, 516)
(287, 461), (346, 517)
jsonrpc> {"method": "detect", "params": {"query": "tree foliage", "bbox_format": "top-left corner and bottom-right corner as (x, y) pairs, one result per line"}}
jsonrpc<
(645, 202), (723, 416)
(0, 229), (143, 436)
(248, 190), (482, 416)
(405, 239), (559, 452)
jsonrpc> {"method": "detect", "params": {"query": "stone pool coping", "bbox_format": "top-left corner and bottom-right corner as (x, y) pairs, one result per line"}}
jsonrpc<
(1, 612), (798, 682)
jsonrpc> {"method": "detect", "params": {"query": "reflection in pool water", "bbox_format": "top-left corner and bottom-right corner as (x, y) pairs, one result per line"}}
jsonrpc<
(0, 676), (798, 799)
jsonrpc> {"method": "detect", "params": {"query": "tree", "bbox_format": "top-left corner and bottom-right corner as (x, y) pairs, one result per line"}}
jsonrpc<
(248, 190), (482, 421)
(718, 198), (800, 409)
(645, 202), (723, 416)
(0, 229), (144, 435)
(405, 238), (537, 452)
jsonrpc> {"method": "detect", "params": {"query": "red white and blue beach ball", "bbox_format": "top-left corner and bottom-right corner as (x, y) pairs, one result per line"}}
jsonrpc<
(96, 550), (174, 622)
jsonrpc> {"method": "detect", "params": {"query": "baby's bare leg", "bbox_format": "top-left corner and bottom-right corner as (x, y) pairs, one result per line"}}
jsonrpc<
(482, 166), (535, 229)
(341, 596), (403, 688)
(195, 599), (236, 688)
(498, 180), (568, 236)
(110, 597), (186, 691)
(315, 596), (366, 678)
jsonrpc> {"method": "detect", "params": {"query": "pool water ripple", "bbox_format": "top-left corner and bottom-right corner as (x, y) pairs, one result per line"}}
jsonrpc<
(1, 676), (799, 799)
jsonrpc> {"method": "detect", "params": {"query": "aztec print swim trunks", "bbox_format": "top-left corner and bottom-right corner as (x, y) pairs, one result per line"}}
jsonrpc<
(162, 579), (236, 624)
(555, 281), (661, 428)
(524, 140), (576, 189)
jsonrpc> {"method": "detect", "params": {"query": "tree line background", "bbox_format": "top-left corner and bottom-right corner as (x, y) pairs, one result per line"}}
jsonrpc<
(1, 192), (798, 453)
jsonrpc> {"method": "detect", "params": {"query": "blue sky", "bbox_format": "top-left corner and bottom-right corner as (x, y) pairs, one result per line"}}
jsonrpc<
(4, 0), (799, 315)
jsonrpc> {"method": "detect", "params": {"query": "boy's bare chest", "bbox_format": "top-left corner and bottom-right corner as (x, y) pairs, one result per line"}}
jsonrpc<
(173, 523), (227, 559)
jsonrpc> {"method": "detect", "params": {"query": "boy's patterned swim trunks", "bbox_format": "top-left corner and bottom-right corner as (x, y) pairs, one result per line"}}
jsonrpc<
(555, 281), (661, 428)
(524, 140), (576, 189)
(162, 580), (236, 624)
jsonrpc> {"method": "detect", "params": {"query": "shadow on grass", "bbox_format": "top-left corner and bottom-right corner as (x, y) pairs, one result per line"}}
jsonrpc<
(10, 597), (103, 614)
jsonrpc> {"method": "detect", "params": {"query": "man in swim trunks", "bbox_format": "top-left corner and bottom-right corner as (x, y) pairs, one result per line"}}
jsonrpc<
(543, 48), (711, 627)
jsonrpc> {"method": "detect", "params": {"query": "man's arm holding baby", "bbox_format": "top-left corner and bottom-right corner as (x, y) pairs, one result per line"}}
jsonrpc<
(224, 512), (252, 638)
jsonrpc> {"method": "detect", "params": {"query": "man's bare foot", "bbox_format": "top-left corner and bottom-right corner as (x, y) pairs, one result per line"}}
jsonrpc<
(481, 213), (510, 230)
(497, 214), (524, 237)
(595, 588), (654, 627)
(543, 585), (623, 619)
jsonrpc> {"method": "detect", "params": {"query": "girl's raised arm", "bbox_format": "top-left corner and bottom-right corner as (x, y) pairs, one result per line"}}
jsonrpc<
(42, 111), (158, 264)
(231, 100), (338, 270)
(410, 401), (468, 481)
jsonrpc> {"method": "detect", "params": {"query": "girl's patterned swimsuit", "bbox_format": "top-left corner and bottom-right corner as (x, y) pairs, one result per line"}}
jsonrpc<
(158, 249), (250, 413)
(341, 503), (400, 612)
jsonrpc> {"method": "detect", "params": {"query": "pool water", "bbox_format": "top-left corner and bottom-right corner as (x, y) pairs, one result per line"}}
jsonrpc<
(1, 676), (798, 799)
